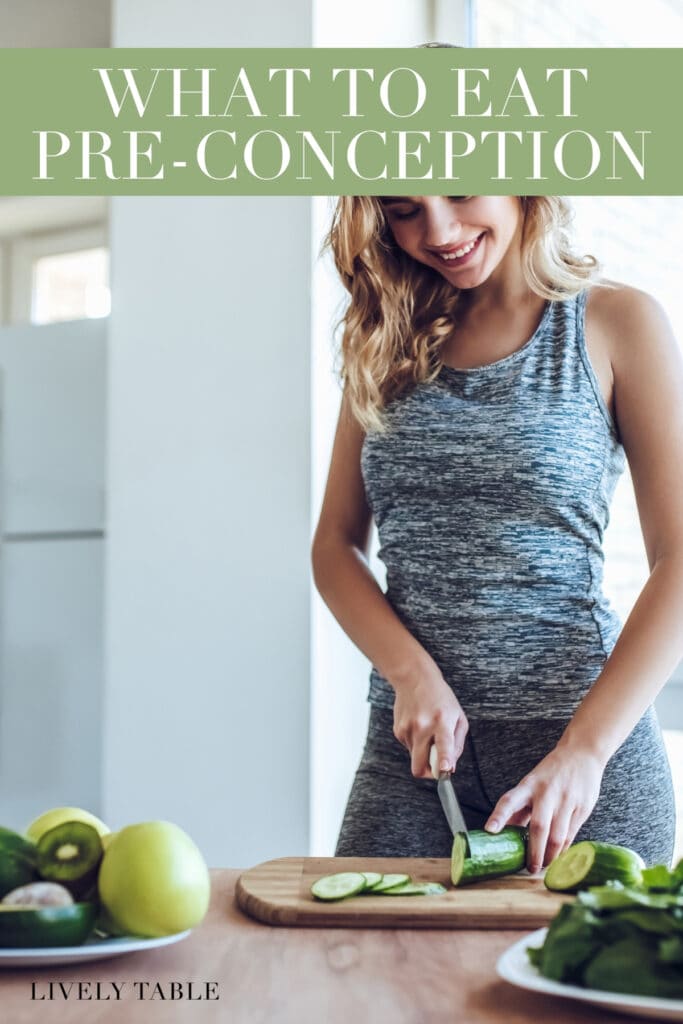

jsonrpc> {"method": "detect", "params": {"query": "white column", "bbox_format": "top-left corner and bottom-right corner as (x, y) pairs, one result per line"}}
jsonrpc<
(106, 0), (313, 867)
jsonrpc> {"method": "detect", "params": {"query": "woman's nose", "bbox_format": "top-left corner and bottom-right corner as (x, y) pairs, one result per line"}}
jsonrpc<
(422, 199), (462, 246)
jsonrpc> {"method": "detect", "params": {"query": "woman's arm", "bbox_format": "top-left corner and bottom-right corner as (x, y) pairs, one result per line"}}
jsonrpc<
(312, 390), (469, 777)
(486, 286), (683, 871)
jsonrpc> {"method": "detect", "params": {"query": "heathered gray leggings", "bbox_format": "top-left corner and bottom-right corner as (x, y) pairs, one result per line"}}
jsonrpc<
(335, 704), (676, 867)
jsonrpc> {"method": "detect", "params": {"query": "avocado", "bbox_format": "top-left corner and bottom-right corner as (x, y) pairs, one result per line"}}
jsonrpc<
(0, 903), (97, 947)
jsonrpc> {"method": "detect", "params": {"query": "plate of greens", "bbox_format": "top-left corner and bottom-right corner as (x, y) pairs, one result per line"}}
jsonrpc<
(498, 862), (683, 1022)
(498, 928), (683, 1021)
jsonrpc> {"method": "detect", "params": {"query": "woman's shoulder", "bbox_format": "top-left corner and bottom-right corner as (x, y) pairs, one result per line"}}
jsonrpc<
(584, 280), (675, 368)
(585, 280), (670, 329)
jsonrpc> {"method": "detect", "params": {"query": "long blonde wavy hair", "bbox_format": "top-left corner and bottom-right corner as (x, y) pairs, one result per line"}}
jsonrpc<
(325, 196), (602, 432)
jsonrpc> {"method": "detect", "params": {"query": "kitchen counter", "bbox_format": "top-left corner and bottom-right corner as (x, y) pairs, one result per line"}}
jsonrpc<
(0, 869), (650, 1023)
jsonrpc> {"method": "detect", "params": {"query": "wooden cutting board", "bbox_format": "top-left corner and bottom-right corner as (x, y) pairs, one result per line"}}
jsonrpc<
(235, 856), (572, 929)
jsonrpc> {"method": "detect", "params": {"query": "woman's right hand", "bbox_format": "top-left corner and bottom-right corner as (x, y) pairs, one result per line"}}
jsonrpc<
(312, 396), (469, 781)
(392, 671), (469, 779)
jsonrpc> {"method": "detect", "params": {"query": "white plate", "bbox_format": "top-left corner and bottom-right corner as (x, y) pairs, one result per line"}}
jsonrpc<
(497, 928), (683, 1023)
(0, 930), (191, 968)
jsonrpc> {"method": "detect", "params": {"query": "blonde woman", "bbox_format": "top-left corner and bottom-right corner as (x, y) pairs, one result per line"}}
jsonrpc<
(312, 195), (683, 872)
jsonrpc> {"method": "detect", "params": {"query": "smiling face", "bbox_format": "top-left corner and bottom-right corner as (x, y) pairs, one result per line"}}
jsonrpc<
(380, 196), (525, 293)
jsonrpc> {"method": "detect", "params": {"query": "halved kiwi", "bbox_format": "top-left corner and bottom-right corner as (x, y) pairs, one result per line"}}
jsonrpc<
(36, 821), (103, 893)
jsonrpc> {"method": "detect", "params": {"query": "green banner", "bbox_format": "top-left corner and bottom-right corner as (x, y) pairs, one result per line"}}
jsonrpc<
(1, 48), (680, 194)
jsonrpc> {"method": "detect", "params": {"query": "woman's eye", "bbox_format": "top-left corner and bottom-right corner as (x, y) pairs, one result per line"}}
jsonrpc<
(390, 207), (420, 221)
(449, 196), (472, 203)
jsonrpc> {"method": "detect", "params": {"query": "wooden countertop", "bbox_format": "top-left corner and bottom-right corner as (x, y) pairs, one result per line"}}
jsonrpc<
(0, 869), (649, 1023)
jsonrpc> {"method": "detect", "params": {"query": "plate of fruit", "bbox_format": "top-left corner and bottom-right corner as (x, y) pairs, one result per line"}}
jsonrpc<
(0, 807), (210, 966)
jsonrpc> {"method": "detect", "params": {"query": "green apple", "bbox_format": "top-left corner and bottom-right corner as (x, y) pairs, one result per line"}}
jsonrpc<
(98, 821), (210, 938)
(101, 831), (116, 851)
(26, 808), (110, 844)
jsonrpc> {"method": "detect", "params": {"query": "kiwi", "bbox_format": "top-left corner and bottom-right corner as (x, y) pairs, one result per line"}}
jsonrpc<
(36, 821), (103, 894)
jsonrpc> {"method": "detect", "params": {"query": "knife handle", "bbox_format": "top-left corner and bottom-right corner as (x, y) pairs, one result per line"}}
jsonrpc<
(429, 744), (445, 780)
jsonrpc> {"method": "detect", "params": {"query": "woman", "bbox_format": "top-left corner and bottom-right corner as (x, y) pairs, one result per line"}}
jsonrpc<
(312, 195), (683, 870)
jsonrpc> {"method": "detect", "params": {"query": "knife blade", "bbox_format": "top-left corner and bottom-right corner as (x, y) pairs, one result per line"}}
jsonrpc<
(429, 744), (470, 841)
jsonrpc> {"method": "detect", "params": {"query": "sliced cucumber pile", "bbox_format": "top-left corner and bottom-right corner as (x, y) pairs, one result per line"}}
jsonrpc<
(544, 841), (645, 893)
(310, 872), (446, 902)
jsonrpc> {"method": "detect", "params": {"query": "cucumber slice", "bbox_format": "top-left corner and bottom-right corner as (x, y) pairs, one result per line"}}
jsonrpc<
(360, 872), (383, 890)
(544, 841), (645, 892)
(310, 872), (367, 901)
(451, 827), (527, 886)
(368, 873), (411, 893)
(379, 882), (447, 896)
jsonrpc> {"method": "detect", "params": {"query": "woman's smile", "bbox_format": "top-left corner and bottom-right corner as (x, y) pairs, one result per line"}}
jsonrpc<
(429, 231), (485, 266)
(381, 195), (523, 293)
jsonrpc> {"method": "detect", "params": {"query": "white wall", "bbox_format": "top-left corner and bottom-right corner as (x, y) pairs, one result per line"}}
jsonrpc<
(106, 1), (313, 867)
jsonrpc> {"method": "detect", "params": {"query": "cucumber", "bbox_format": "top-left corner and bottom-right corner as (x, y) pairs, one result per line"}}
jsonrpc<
(310, 872), (367, 901)
(451, 827), (527, 886)
(544, 841), (645, 892)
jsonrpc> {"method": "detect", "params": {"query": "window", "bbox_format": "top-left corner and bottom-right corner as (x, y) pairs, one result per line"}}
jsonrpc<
(9, 223), (109, 326)
(31, 246), (110, 325)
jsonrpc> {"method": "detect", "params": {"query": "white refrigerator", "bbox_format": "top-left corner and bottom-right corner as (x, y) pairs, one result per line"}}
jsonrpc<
(0, 317), (106, 831)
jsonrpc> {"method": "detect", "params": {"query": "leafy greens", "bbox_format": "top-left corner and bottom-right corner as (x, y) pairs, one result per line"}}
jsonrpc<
(528, 858), (683, 998)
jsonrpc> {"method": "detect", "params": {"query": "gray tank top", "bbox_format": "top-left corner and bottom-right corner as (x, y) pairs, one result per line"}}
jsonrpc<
(361, 288), (626, 718)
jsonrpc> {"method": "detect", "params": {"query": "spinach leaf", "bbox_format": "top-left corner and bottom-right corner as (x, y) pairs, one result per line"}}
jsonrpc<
(658, 937), (683, 965)
(584, 938), (683, 998)
(537, 904), (602, 983)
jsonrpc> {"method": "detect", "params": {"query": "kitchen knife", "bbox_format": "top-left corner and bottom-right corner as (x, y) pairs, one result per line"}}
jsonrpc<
(429, 744), (470, 841)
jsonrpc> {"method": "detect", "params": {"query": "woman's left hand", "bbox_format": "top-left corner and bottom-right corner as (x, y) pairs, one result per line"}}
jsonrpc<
(483, 746), (606, 874)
